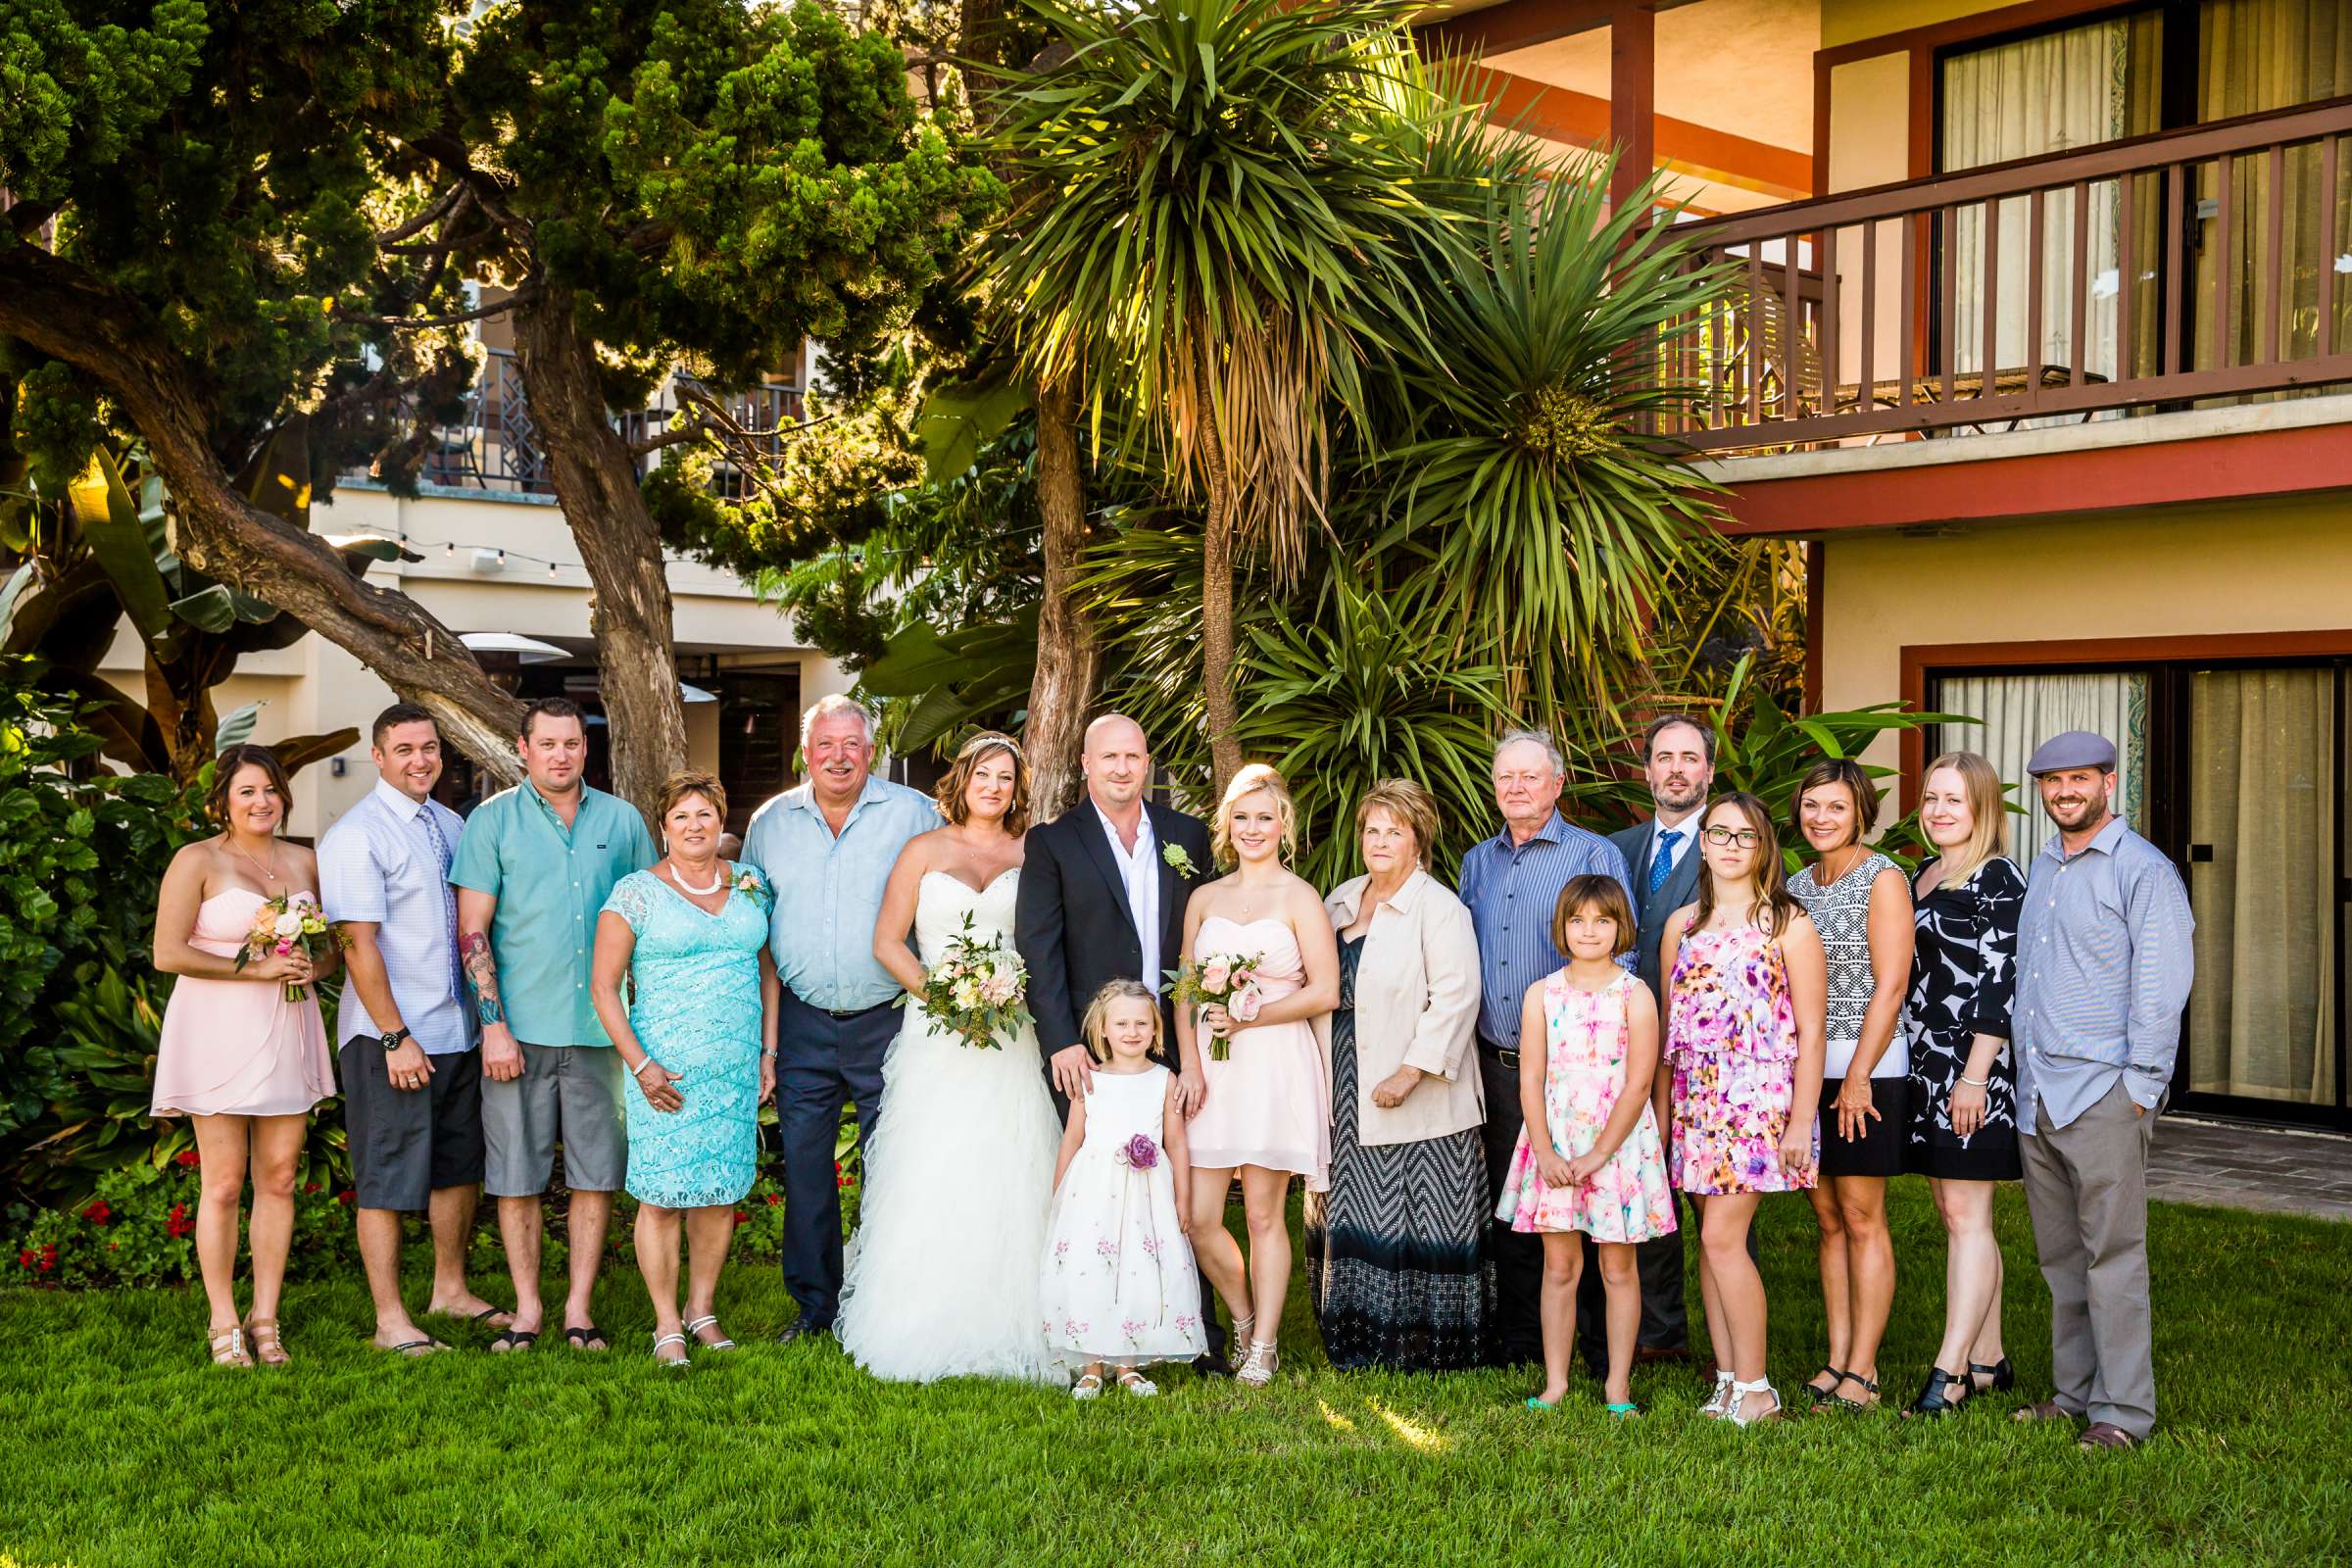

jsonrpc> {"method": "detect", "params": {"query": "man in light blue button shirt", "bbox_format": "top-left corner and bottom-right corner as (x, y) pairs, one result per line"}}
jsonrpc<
(742, 694), (941, 1342)
(319, 705), (509, 1354)
(2012, 730), (2194, 1450)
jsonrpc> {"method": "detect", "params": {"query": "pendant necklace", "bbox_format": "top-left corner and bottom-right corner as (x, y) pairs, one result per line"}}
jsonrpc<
(668, 859), (724, 897)
(232, 839), (282, 885)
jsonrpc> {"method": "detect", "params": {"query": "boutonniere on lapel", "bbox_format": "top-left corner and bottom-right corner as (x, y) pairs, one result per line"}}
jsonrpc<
(1161, 843), (1199, 878)
(731, 867), (768, 908)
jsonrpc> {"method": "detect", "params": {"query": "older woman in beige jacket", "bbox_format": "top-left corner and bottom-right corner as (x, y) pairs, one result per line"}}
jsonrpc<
(1304, 779), (1494, 1371)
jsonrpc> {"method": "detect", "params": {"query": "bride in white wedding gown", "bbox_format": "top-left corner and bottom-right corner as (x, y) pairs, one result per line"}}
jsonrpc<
(837, 737), (1061, 1385)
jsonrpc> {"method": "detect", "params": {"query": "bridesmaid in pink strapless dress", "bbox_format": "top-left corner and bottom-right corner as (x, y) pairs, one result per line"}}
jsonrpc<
(151, 887), (336, 1119)
(1176, 763), (1341, 1390)
(151, 746), (339, 1368)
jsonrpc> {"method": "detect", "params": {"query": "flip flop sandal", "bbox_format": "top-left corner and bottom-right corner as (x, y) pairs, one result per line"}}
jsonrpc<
(1605, 1402), (1642, 1419)
(488, 1329), (539, 1353)
(564, 1324), (611, 1352)
(2079, 1422), (2141, 1450)
(382, 1338), (451, 1358)
(2011, 1398), (2076, 1424)
(427, 1304), (512, 1326)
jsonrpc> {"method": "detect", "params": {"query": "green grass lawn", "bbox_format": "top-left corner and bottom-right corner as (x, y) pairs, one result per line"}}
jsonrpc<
(4, 1183), (2347, 1567)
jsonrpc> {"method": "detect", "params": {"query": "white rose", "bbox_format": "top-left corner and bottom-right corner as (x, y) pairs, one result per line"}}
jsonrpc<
(951, 979), (982, 1010)
(272, 911), (305, 938)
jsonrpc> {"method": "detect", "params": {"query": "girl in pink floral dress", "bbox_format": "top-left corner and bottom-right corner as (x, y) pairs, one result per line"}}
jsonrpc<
(1659, 793), (1829, 1428)
(1497, 875), (1675, 1416)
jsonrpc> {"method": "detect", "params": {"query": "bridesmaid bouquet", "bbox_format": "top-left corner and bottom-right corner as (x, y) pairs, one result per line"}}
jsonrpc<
(234, 891), (344, 1002)
(1163, 954), (1265, 1061)
(903, 912), (1032, 1051)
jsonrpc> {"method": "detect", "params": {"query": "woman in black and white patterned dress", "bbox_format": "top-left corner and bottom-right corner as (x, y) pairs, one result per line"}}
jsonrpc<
(1787, 759), (1914, 1412)
(1901, 751), (2027, 1417)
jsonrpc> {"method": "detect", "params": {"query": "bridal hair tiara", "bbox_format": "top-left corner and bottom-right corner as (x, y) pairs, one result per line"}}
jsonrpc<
(958, 731), (1022, 760)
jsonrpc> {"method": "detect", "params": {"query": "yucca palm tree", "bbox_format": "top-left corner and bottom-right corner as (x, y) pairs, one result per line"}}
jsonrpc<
(985, 0), (1450, 791)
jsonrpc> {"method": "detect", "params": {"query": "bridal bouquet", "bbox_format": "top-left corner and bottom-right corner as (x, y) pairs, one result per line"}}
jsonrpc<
(1163, 953), (1265, 1061)
(902, 912), (1032, 1051)
(234, 890), (345, 1002)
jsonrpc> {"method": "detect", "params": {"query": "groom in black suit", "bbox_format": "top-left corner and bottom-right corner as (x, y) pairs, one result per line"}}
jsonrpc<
(1013, 712), (1226, 1367)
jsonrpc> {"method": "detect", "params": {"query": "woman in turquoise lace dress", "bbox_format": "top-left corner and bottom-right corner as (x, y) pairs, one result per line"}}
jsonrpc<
(590, 771), (778, 1366)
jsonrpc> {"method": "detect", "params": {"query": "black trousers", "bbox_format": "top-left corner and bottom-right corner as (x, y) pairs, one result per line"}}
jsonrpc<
(774, 992), (896, 1331)
(1477, 1044), (1544, 1365)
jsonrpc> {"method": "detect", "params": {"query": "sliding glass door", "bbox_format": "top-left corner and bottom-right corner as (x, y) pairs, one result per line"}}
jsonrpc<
(1931, 660), (2350, 1127)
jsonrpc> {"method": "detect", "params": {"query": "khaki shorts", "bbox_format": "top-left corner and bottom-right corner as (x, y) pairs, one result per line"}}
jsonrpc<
(480, 1041), (627, 1197)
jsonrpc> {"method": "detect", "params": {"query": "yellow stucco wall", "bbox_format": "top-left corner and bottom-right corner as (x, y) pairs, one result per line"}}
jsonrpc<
(1822, 0), (2019, 50)
(1820, 493), (2352, 770)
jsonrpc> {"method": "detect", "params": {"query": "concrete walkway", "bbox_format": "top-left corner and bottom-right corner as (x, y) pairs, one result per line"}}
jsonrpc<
(2146, 1115), (2352, 1222)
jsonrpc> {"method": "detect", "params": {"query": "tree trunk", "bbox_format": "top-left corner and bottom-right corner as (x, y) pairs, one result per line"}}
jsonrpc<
(1024, 376), (1100, 821)
(510, 287), (689, 827)
(0, 248), (528, 784)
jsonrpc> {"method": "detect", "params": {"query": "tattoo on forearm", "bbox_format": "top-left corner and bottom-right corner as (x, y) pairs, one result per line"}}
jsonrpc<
(462, 931), (506, 1026)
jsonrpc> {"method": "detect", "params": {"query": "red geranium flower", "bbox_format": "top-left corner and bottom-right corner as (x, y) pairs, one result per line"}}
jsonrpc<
(16, 1249), (31, 1269)
(733, 1209), (749, 1226)
(175, 1149), (200, 1168)
(304, 1181), (321, 1195)
(337, 1191), (357, 1206)
(764, 1193), (782, 1206)
(835, 1174), (853, 1190)
(167, 1202), (193, 1239)
(82, 1200), (112, 1225)
(36, 1245), (57, 1273)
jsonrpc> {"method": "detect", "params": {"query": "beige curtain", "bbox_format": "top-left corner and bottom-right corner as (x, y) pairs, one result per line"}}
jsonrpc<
(2186, 667), (2339, 1104)
(2195, 0), (2352, 371)
(1934, 671), (2152, 862)
(1942, 17), (2166, 385)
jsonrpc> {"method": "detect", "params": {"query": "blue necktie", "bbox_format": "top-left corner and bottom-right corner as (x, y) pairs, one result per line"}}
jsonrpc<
(418, 805), (465, 1008)
(1646, 830), (1683, 898)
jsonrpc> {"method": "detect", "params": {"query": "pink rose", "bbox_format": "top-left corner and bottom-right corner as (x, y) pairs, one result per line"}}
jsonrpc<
(1229, 984), (1263, 1024)
(1200, 959), (1231, 994)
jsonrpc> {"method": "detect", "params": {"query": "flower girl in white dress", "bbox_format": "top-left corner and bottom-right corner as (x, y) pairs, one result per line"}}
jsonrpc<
(1041, 981), (1212, 1397)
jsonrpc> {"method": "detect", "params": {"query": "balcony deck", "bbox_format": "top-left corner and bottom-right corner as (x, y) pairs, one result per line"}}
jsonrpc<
(1661, 96), (2352, 456)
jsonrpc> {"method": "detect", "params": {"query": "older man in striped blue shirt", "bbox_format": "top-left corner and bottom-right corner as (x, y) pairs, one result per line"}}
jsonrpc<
(1458, 728), (1636, 1367)
(2011, 730), (2194, 1452)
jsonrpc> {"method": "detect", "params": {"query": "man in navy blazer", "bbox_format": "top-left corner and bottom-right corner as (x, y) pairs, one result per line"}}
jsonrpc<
(1585, 714), (1715, 1369)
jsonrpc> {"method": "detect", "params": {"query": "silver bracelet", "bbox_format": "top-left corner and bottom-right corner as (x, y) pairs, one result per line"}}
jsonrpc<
(631, 1056), (663, 1080)
(1957, 1074), (1989, 1088)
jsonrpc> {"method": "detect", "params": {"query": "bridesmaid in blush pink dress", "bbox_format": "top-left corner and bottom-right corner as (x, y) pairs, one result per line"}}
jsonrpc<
(150, 746), (338, 1368)
(1175, 764), (1339, 1389)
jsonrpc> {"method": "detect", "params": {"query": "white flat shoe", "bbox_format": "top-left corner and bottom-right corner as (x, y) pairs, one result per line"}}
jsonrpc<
(1116, 1368), (1158, 1397)
(1071, 1372), (1103, 1401)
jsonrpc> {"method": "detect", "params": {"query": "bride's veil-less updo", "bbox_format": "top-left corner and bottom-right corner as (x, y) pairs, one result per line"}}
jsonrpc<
(934, 731), (1031, 834)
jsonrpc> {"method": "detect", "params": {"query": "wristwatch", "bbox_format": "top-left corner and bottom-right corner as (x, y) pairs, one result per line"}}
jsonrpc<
(379, 1027), (412, 1054)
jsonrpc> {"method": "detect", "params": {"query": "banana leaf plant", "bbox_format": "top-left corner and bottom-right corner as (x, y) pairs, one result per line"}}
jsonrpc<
(0, 418), (392, 781)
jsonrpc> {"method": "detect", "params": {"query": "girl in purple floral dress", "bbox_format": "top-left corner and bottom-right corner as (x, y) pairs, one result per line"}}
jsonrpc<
(1659, 793), (1828, 1427)
(1041, 982), (1211, 1398)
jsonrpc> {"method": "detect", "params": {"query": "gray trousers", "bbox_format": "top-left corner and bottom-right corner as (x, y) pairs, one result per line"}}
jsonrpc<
(2020, 1081), (2158, 1438)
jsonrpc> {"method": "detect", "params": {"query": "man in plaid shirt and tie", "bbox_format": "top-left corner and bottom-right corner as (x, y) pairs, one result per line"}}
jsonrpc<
(318, 705), (509, 1355)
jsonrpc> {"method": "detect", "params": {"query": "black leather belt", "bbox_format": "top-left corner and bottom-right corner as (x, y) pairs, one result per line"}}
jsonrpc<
(1479, 1037), (1520, 1070)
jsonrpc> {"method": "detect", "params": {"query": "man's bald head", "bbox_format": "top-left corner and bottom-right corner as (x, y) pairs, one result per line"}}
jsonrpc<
(1082, 713), (1152, 814)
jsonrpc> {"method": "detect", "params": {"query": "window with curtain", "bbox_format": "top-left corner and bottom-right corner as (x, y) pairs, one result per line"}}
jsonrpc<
(2185, 666), (2339, 1105)
(1941, 14), (2167, 385)
(2195, 0), (2352, 371)
(1931, 670), (2152, 863)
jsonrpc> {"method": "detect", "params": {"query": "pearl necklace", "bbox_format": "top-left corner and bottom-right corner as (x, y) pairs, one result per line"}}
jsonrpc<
(667, 859), (724, 897)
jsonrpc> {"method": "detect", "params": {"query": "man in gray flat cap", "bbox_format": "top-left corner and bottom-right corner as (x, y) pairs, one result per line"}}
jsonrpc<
(2008, 730), (2193, 1451)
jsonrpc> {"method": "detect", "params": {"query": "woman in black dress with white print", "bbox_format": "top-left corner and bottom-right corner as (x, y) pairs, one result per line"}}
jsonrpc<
(1901, 751), (2028, 1417)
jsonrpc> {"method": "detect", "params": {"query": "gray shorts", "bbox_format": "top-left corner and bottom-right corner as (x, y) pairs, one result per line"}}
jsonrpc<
(481, 1041), (627, 1198)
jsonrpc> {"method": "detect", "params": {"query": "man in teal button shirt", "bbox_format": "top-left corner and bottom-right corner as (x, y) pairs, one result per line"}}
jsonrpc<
(452, 698), (656, 1351)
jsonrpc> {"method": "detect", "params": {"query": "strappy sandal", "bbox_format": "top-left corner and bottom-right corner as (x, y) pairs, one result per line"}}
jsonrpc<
(684, 1315), (736, 1351)
(1824, 1371), (1881, 1411)
(1725, 1377), (1781, 1427)
(488, 1328), (539, 1353)
(2079, 1421), (2141, 1450)
(245, 1316), (290, 1367)
(1905, 1366), (1971, 1418)
(208, 1325), (253, 1368)
(1071, 1371), (1104, 1401)
(564, 1324), (611, 1352)
(1115, 1367), (1158, 1398)
(652, 1331), (690, 1368)
(1804, 1366), (1849, 1410)
(1699, 1368), (1735, 1418)
(1970, 1357), (2016, 1395)
(1235, 1340), (1279, 1388)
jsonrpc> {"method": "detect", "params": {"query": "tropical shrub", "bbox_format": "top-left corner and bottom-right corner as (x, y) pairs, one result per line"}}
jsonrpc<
(7, 1152), (357, 1291)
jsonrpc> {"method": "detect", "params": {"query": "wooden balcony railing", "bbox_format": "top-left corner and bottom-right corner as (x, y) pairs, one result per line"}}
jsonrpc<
(1662, 95), (2352, 452)
(418, 348), (805, 497)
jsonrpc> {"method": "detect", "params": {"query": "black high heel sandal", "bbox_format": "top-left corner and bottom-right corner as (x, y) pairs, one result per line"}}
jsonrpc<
(1905, 1366), (1971, 1417)
(1804, 1366), (1850, 1410)
(1969, 1357), (2016, 1394)
(1824, 1371), (1881, 1411)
